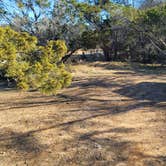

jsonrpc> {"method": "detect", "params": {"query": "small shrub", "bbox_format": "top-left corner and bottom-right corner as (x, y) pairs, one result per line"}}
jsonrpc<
(0, 27), (72, 94)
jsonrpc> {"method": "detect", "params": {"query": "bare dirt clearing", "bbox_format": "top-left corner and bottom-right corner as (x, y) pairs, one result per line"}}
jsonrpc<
(0, 62), (166, 166)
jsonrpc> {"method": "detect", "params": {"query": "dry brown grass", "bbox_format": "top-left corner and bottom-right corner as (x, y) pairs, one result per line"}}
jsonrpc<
(0, 62), (166, 166)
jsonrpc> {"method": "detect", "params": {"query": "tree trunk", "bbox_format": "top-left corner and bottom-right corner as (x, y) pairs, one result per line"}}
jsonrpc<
(61, 49), (78, 63)
(113, 45), (118, 61)
(103, 48), (110, 61)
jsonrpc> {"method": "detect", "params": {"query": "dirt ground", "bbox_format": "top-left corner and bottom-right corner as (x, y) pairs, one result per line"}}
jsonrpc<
(0, 62), (166, 166)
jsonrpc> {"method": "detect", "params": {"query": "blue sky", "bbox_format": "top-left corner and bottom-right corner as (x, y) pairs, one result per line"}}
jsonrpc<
(0, 0), (142, 24)
(2, 0), (141, 12)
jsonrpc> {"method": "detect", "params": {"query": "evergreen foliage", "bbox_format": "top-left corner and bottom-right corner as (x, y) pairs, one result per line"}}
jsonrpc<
(0, 27), (72, 94)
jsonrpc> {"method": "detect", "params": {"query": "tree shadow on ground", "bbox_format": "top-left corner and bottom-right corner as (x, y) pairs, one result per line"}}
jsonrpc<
(130, 64), (166, 75)
(59, 125), (166, 165)
(0, 94), (156, 114)
(0, 80), (164, 114)
(0, 129), (46, 160)
(0, 81), (16, 92)
(114, 82), (166, 103)
(70, 77), (122, 89)
(0, 76), (122, 111)
(76, 129), (166, 166)
(0, 100), (157, 138)
(90, 62), (166, 75)
(89, 62), (132, 71)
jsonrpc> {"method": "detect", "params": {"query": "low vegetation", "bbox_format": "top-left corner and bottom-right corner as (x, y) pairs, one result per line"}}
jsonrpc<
(0, 27), (71, 94)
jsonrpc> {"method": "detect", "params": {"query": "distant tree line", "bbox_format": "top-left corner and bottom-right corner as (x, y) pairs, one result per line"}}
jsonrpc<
(1, 0), (165, 63)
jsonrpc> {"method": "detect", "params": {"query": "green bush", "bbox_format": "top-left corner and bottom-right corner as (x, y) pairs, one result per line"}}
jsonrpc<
(0, 27), (72, 94)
